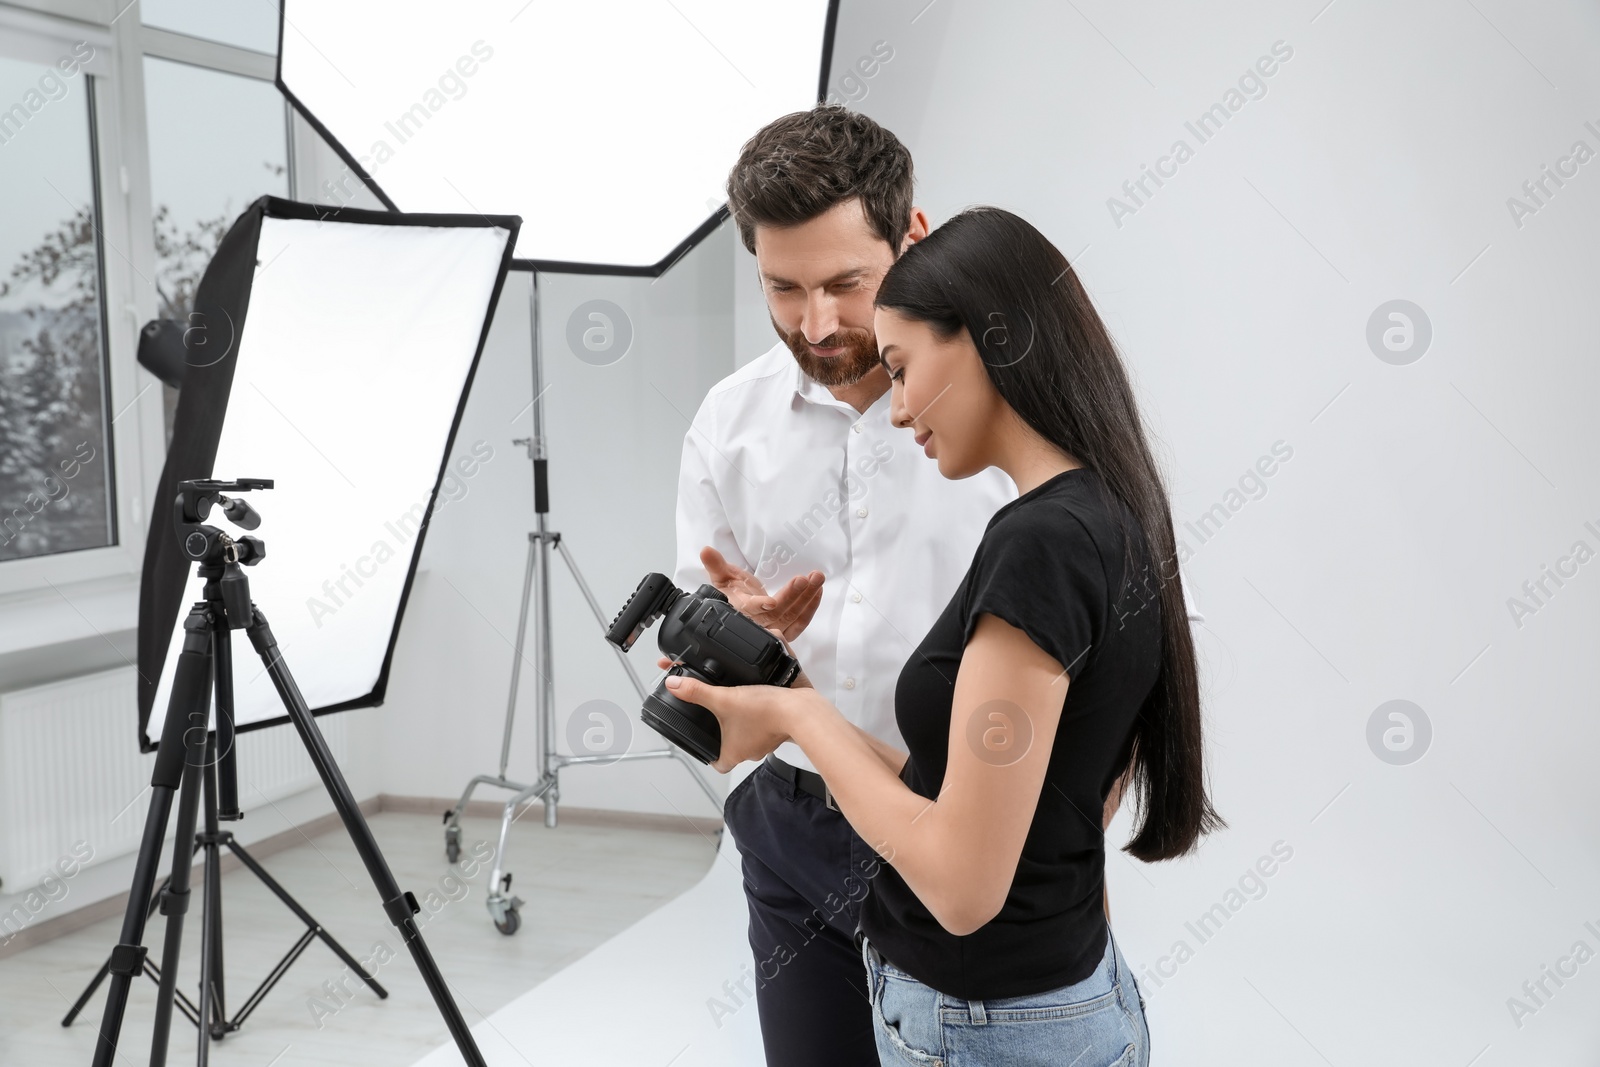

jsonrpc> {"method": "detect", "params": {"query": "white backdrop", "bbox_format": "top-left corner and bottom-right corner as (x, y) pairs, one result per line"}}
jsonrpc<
(819, 0), (1600, 1063)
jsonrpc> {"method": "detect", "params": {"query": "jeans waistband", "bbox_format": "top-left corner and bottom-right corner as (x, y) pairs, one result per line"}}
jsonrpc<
(860, 926), (1122, 995)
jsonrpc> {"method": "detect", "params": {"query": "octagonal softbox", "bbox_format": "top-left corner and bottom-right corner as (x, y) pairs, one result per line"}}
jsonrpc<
(138, 196), (519, 750)
(276, 0), (838, 273)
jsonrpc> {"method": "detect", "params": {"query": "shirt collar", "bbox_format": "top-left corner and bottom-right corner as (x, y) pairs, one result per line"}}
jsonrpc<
(792, 357), (828, 406)
(790, 355), (893, 421)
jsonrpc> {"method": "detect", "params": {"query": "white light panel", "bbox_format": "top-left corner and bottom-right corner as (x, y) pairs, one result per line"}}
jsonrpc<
(147, 214), (511, 737)
(278, 0), (832, 269)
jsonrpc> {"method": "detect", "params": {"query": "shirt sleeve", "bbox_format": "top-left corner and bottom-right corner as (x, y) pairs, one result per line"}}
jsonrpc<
(672, 394), (748, 592)
(962, 505), (1106, 681)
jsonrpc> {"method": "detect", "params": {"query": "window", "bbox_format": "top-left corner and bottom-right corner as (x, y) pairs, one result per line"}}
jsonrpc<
(0, 49), (114, 563)
(0, 5), (308, 596)
(144, 55), (290, 441)
(140, 0), (279, 55)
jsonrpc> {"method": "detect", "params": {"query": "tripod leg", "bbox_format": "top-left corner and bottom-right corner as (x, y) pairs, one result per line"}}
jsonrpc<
(93, 607), (213, 1067)
(198, 752), (229, 1043)
(149, 723), (208, 1066)
(246, 608), (487, 1067)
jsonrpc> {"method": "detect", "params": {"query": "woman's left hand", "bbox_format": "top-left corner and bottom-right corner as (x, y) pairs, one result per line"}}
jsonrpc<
(663, 673), (820, 773)
(659, 627), (824, 773)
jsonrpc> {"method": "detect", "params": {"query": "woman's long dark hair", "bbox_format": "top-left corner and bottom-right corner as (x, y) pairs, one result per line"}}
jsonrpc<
(875, 206), (1223, 862)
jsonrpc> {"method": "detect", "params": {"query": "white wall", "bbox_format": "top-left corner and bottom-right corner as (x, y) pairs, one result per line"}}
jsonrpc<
(826, 0), (1600, 1061)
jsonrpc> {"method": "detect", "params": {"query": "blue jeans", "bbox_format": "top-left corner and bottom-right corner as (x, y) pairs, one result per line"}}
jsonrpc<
(860, 926), (1150, 1066)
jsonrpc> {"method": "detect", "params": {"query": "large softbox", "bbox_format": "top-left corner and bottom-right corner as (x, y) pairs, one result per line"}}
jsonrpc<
(137, 196), (519, 750)
(276, 0), (838, 273)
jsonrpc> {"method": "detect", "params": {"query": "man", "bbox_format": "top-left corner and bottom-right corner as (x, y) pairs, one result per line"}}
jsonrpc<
(670, 105), (1009, 1067)
(673, 106), (1198, 1065)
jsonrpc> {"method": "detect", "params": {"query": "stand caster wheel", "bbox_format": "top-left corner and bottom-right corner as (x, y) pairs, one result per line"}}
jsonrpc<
(489, 874), (524, 935)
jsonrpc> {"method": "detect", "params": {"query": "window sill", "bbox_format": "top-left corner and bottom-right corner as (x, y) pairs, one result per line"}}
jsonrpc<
(0, 572), (139, 692)
(0, 555), (438, 694)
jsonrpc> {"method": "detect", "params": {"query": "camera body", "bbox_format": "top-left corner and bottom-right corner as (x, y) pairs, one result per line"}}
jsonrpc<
(606, 573), (801, 764)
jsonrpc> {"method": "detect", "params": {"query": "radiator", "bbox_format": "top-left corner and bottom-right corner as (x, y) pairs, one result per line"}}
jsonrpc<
(0, 665), (347, 894)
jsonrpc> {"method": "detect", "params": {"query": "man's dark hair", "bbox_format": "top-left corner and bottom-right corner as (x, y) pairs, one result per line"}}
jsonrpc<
(725, 105), (914, 255)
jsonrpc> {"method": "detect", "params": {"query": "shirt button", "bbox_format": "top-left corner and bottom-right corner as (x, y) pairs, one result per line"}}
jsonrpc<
(843, 677), (856, 690)
(856, 507), (868, 518)
(851, 592), (863, 603)
(852, 423), (862, 433)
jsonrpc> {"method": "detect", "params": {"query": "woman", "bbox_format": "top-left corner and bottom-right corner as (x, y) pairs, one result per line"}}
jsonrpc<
(663, 206), (1223, 1066)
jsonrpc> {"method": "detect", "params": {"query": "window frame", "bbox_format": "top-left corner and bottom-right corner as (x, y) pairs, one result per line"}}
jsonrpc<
(0, 2), (298, 599)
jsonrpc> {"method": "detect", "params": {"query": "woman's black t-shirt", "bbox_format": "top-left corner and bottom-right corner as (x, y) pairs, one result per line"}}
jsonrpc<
(857, 467), (1163, 1000)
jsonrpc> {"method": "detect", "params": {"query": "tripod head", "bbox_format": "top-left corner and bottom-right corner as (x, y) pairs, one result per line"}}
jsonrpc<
(175, 478), (271, 630)
(176, 478), (270, 564)
(172, 478), (273, 822)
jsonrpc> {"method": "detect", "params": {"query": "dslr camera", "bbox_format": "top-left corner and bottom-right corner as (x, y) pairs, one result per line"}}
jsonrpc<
(605, 573), (801, 764)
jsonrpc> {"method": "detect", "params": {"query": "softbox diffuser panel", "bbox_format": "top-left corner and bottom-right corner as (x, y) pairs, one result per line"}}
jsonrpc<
(138, 196), (519, 750)
(277, 0), (836, 272)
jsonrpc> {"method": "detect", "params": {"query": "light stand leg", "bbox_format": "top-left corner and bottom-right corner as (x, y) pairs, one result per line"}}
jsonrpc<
(552, 537), (722, 812)
(504, 534), (539, 780)
(68, 689), (381, 1049)
(447, 271), (725, 936)
(534, 518), (557, 828)
(94, 607), (213, 1067)
(246, 607), (487, 1067)
(443, 528), (538, 910)
(61, 859), (184, 1027)
(221, 836), (388, 1022)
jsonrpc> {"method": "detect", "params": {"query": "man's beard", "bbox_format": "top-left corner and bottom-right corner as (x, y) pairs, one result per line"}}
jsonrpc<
(772, 314), (880, 388)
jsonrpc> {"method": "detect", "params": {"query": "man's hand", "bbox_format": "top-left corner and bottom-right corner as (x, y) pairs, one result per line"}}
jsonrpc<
(700, 546), (825, 642)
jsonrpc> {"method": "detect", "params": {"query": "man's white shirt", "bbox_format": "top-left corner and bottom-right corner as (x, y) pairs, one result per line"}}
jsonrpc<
(673, 340), (1201, 775)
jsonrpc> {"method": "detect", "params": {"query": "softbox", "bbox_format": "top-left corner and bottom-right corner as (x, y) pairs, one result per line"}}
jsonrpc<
(276, 0), (838, 272)
(137, 196), (519, 750)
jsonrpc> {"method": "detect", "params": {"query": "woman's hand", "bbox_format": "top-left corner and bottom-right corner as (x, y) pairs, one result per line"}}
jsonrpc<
(657, 632), (829, 773)
(656, 628), (815, 690)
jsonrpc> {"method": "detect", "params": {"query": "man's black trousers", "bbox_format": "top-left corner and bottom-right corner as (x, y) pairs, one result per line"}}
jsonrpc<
(721, 757), (887, 1067)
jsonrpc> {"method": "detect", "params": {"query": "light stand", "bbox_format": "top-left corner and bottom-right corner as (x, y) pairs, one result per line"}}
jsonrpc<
(442, 273), (722, 935)
(60, 732), (387, 1038)
(93, 479), (488, 1067)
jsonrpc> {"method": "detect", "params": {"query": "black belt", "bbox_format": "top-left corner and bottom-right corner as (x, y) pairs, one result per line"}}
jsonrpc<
(763, 753), (838, 811)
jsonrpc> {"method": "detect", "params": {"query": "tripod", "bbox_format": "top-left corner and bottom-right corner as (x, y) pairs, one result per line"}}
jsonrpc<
(92, 478), (486, 1066)
(62, 734), (387, 1037)
(442, 272), (720, 935)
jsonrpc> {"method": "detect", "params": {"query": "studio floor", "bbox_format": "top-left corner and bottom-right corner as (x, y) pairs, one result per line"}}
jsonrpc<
(0, 809), (720, 1066)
